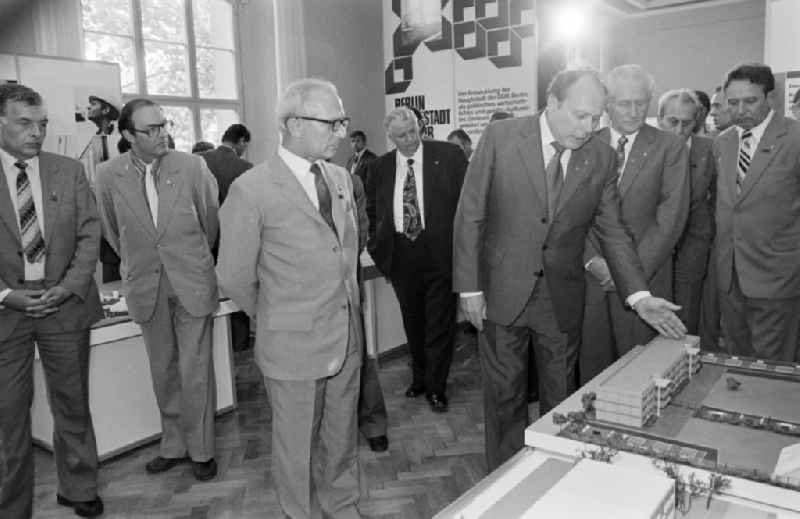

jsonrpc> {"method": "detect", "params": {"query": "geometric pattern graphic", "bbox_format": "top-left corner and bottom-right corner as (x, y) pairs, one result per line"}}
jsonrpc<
(385, 0), (535, 94)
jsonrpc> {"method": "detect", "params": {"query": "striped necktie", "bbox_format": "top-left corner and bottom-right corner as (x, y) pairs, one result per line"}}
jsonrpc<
(737, 129), (753, 194)
(15, 160), (46, 263)
(615, 134), (628, 178)
(310, 163), (337, 234)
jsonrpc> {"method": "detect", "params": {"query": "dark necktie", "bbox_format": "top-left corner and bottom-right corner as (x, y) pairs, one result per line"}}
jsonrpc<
(544, 141), (566, 220)
(737, 129), (753, 194)
(15, 160), (46, 263)
(402, 158), (422, 241)
(310, 163), (337, 234)
(615, 134), (628, 181)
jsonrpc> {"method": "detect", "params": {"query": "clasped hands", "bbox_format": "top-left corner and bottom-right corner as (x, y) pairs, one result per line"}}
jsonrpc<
(4, 286), (71, 318)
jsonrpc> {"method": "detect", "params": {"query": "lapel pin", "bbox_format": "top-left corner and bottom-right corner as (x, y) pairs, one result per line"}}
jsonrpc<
(49, 191), (57, 201)
(166, 179), (173, 186)
(761, 145), (774, 153)
(336, 184), (345, 199)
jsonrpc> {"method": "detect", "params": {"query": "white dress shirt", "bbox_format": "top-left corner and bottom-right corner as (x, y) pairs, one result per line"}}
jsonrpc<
(737, 109), (774, 147)
(279, 145), (322, 210)
(393, 144), (425, 232)
(0, 148), (45, 304)
(144, 162), (159, 226)
(350, 149), (365, 174)
(609, 127), (639, 181)
(541, 112), (571, 176)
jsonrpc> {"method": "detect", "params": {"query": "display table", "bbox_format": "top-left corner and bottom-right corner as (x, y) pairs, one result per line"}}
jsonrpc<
(361, 252), (407, 357)
(437, 337), (800, 518)
(31, 297), (239, 461)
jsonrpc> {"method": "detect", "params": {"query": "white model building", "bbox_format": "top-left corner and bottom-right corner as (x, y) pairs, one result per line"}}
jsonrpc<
(594, 336), (701, 427)
(520, 459), (676, 519)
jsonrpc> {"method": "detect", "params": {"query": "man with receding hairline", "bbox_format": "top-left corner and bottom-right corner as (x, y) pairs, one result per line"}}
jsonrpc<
(217, 78), (362, 519)
(453, 67), (686, 470)
(580, 64), (690, 384)
(658, 89), (716, 336)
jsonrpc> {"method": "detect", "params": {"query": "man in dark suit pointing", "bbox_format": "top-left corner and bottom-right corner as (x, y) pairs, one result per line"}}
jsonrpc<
(453, 68), (686, 471)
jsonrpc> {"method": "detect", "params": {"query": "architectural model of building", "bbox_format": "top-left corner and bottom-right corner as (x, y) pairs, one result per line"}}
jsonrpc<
(520, 459), (676, 519)
(594, 336), (701, 427)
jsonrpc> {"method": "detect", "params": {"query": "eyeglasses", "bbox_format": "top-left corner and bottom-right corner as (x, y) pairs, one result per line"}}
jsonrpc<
(293, 116), (350, 133)
(130, 120), (174, 138)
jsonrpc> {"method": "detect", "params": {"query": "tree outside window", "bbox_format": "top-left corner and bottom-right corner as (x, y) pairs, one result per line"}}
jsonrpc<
(81, 0), (241, 151)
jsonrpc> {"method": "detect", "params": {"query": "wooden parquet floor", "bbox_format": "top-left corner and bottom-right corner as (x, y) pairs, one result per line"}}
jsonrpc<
(31, 328), (540, 518)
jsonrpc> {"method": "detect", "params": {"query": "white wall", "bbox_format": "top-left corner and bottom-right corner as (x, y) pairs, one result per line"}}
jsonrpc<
(608, 0), (765, 115)
(765, 0), (800, 72)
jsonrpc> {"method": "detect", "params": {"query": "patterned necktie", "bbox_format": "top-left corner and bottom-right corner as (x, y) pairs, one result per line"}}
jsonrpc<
(737, 129), (753, 194)
(615, 134), (628, 182)
(545, 141), (566, 219)
(310, 163), (337, 234)
(15, 160), (46, 263)
(402, 158), (422, 241)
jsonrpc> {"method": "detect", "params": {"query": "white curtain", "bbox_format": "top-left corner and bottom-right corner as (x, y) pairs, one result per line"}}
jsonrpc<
(32, 0), (82, 58)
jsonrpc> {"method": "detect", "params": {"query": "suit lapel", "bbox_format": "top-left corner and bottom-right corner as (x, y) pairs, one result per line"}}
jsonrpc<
(155, 156), (185, 238)
(0, 161), (20, 244)
(422, 143), (437, 223)
(38, 154), (65, 248)
(274, 155), (329, 229)
(555, 146), (590, 216)
(321, 162), (345, 242)
(618, 125), (655, 198)
(382, 150), (397, 224)
(737, 115), (785, 203)
(114, 156), (158, 238)
(516, 114), (547, 209)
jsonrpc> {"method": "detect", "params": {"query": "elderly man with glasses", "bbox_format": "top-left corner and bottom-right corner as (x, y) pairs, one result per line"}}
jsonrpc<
(95, 98), (221, 482)
(217, 79), (363, 519)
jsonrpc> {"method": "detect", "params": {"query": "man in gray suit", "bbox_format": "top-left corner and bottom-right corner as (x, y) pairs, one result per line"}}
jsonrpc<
(454, 68), (686, 471)
(217, 79), (362, 519)
(0, 83), (104, 518)
(657, 89), (716, 337)
(95, 98), (220, 481)
(581, 64), (690, 384)
(714, 63), (800, 361)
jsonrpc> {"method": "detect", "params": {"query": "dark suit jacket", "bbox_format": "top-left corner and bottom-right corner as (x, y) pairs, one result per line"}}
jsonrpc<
(365, 140), (467, 278)
(453, 113), (648, 330)
(200, 145), (253, 205)
(675, 136), (716, 283)
(714, 113), (800, 298)
(586, 124), (690, 297)
(0, 152), (103, 341)
(347, 149), (377, 186)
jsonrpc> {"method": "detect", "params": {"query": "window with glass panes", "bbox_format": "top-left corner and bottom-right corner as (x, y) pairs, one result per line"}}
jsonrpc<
(81, 0), (241, 152)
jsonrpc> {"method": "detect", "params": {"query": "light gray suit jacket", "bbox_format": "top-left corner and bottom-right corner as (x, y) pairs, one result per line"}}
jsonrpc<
(216, 155), (363, 381)
(0, 152), (103, 341)
(714, 113), (800, 298)
(95, 151), (219, 322)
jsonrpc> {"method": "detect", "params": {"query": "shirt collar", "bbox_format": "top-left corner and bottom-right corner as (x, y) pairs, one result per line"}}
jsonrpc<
(609, 126), (639, 147)
(0, 147), (38, 176)
(396, 143), (422, 167)
(279, 145), (319, 175)
(738, 109), (774, 142)
(540, 112), (556, 147)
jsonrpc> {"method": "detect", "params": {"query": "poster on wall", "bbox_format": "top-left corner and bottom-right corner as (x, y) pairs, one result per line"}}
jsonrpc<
(784, 71), (800, 120)
(382, 0), (537, 145)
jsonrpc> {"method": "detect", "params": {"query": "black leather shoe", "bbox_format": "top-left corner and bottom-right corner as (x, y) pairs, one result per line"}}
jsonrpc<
(405, 385), (426, 398)
(57, 494), (104, 518)
(367, 435), (389, 452)
(193, 458), (218, 481)
(145, 455), (189, 474)
(427, 393), (449, 413)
